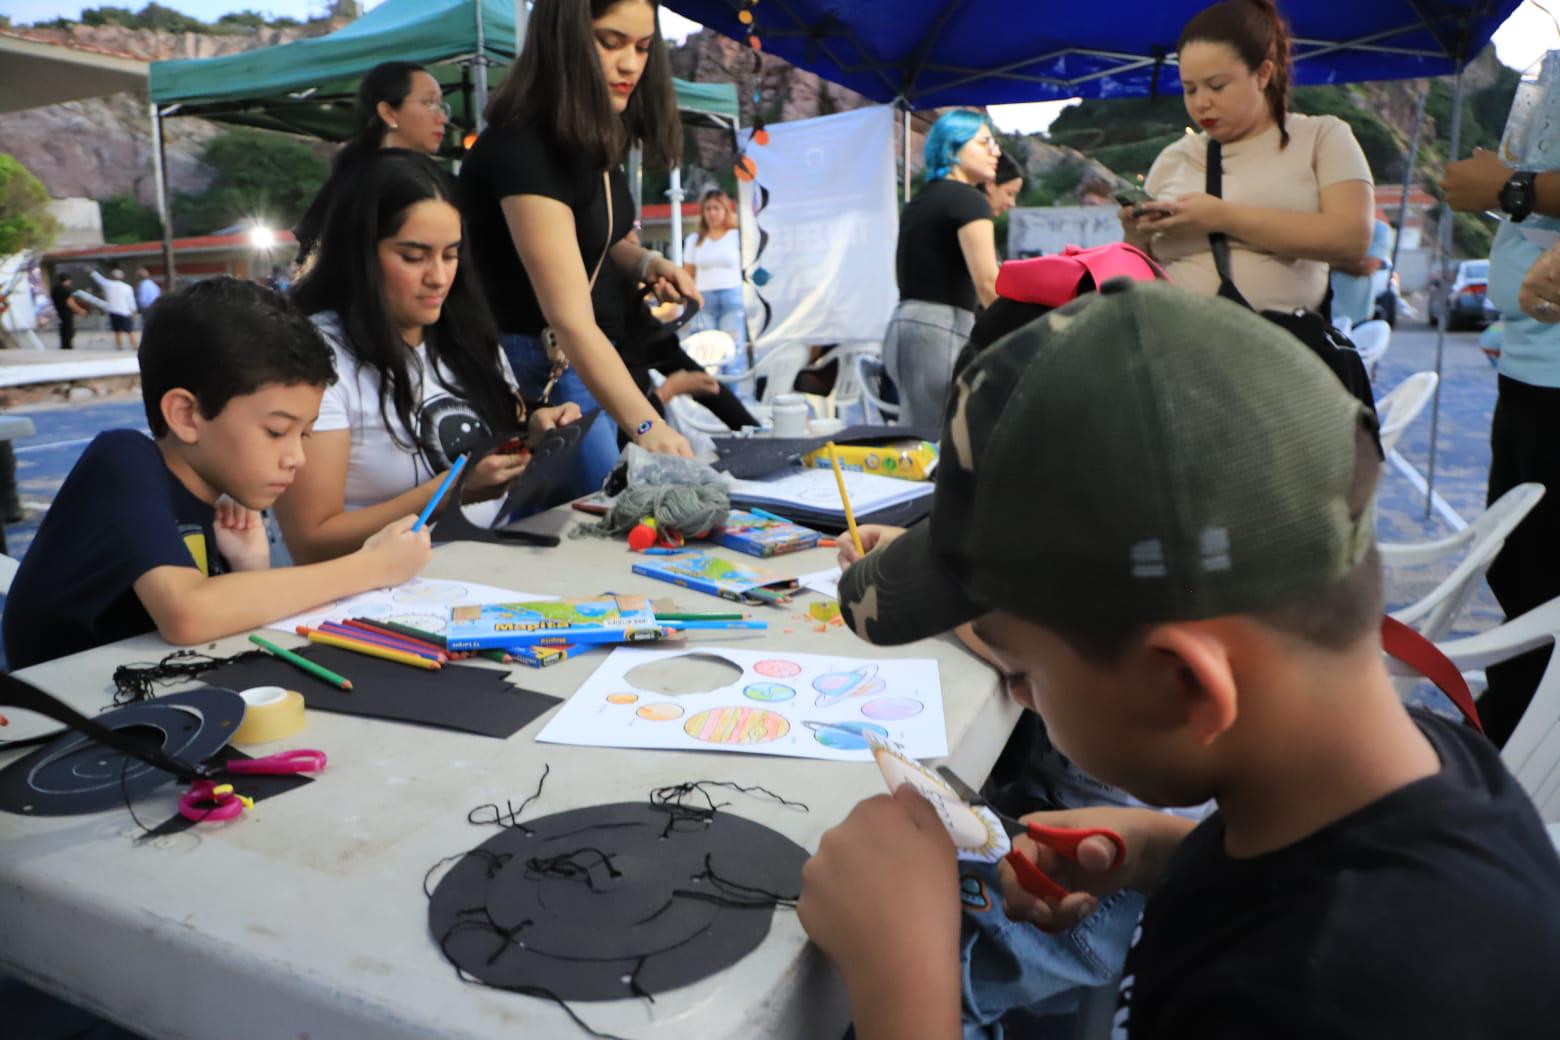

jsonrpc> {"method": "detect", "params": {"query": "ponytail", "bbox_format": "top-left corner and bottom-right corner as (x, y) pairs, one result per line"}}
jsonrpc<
(1178, 0), (1292, 147)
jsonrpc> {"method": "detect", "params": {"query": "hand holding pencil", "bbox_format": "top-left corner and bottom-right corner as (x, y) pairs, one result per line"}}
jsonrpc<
(836, 524), (906, 569)
(361, 515), (432, 585)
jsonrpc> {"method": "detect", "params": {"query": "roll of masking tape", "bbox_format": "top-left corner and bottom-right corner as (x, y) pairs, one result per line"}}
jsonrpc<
(231, 686), (306, 745)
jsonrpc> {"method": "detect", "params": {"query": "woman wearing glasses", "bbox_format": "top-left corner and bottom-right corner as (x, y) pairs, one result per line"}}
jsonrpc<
(885, 109), (1002, 427)
(296, 62), (451, 262)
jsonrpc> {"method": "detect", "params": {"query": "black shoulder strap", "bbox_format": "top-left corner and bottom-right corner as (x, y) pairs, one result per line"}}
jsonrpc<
(1205, 139), (1251, 309)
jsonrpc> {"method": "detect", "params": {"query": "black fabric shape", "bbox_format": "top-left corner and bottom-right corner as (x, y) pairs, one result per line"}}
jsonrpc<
(201, 646), (559, 739)
(0, 687), (244, 816)
(138, 745), (315, 840)
(428, 801), (808, 1001)
(433, 411), (602, 547)
(712, 422), (938, 479)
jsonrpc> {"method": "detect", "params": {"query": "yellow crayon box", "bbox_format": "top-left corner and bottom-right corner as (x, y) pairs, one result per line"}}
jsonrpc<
(800, 440), (939, 482)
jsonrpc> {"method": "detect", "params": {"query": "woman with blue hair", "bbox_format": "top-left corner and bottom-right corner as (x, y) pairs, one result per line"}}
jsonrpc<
(885, 109), (1001, 427)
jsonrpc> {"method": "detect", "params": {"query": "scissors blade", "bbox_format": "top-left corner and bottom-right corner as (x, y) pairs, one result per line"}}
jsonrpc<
(936, 766), (1025, 839)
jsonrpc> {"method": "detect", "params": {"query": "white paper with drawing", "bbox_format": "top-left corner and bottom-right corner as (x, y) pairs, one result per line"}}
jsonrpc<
(536, 646), (946, 761)
(270, 577), (552, 636)
(728, 467), (932, 519)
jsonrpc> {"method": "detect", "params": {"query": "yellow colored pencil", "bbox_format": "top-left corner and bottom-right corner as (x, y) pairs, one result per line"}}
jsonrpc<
(296, 625), (442, 670)
(825, 442), (865, 557)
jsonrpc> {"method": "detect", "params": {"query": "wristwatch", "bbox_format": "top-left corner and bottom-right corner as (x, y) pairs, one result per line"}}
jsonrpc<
(1499, 170), (1538, 223)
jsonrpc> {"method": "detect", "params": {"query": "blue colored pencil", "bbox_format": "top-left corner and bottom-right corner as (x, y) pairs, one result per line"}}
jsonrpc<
(641, 547), (696, 556)
(658, 620), (770, 631)
(746, 507), (789, 524)
(412, 453), (469, 532)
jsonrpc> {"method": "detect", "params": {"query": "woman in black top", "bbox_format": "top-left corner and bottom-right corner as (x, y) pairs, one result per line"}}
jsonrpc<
(459, 0), (700, 499)
(886, 109), (1001, 427)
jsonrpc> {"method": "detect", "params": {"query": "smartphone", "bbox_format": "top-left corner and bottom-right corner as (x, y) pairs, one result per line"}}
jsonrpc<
(1113, 187), (1154, 217)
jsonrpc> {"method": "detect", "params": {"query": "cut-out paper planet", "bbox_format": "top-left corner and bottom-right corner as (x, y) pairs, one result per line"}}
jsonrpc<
(637, 703), (684, 722)
(684, 706), (790, 745)
(753, 658), (803, 679)
(812, 665), (886, 708)
(804, 720), (888, 751)
(606, 693), (639, 705)
(744, 682), (795, 703)
(861, 697), (924, 721)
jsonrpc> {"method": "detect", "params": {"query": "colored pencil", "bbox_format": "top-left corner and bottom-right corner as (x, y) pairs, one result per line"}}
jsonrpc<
(659, 620), (769, 631)
(825, 442), (865, 557)
(296, 626), (442, 670)
(249, 632), (353, 691)
(320, 621), (447, 663)
(640, 547), (695, 556)
(654, 612), (749, 621)
(819, 538), (838, 548)
(341, 618), (449, 658)
(746, 586), (788, 605)
(412, 452), (469, 532)
(367, 618), (449, 649)
(477, 648), (515, 664)
(746, 507), (790, 524)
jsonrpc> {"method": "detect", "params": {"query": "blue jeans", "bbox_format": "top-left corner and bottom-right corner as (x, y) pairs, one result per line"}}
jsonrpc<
(500, 333), (622, 502)
(690, 287), (748, 377)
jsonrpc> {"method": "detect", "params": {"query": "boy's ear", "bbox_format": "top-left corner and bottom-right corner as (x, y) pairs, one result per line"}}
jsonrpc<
(160, 388), (203, 445)
(1143, 623), (1238, 747)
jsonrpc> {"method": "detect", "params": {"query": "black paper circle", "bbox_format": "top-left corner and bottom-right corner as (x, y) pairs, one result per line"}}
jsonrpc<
(0, 687), (245, 816)
(428, 801), (808, 1001)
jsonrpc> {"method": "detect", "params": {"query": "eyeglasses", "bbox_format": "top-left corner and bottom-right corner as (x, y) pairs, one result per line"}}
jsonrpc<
(975, 136), (1002, 153)
(416, 99), (453, 118)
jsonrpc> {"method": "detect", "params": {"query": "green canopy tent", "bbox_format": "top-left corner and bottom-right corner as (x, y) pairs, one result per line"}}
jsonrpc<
(146, 0), (738, 275)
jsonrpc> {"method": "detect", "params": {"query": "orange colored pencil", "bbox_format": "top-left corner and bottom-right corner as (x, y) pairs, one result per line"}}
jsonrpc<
(296, 625), (442, 670)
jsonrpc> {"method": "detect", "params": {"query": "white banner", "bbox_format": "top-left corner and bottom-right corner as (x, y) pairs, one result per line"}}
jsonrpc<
(1007, 206), (1123, 259)
(739, 105), (899, 349)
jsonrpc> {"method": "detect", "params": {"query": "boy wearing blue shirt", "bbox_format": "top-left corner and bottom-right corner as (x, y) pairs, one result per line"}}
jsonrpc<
(3, 278), (432, 671)
(802, 281), (1560, 1038)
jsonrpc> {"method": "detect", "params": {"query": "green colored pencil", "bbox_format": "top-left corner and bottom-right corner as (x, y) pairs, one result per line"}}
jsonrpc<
(477, 648), (514, 664)
(654, 612), (748, 621)
(249, 632), (353, 691)
(371, 618), (449, 649)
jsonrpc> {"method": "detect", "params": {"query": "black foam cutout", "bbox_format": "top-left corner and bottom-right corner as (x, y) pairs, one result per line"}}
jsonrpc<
(0, 688), (245, 816)
(428, 802), (808, 1001)
(201, 646), (559, 739)
(139, 745), (315, 840)
(433, 411), (602, 546)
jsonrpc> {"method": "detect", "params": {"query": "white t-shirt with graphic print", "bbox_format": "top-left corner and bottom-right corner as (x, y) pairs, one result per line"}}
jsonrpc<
(310, 311), (518, 524)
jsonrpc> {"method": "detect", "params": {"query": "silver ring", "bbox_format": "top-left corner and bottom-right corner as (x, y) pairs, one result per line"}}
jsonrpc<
(1539, 298), (1557, 315)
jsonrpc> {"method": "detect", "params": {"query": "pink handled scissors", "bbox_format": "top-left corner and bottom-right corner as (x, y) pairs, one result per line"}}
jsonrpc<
(178, 750), (327, 822)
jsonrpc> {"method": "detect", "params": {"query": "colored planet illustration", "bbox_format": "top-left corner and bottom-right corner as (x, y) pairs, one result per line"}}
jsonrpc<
(636, 703), (684, 722)
(606, 693), (639, 705)
(684, 706), (790, 745)
(861, 697), (923, 721)
(804, 720), (889, 751)
(812, 665), (886, 708)
(753, 659), (803, 679)
(744, 682), (795, 703)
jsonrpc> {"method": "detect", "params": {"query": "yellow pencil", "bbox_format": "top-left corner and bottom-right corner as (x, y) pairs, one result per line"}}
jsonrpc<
(296, 625), (443, 671)
(825, 442), (865, 557)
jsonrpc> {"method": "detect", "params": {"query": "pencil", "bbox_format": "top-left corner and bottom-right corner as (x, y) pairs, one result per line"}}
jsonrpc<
(654, 612), (749, 621)
(825, 442), (865, 556)
(477, 648), (515, 664)
(340, 618), (449, 659)
(746, 507), (790, 523)
(249, 632), (353, 691)
(320, 621), (447, 663)
(296, 626), (442, 670)
(412, 452), (469, 532)
(659, 620), (769, 631)
(367, 618), (449, 649)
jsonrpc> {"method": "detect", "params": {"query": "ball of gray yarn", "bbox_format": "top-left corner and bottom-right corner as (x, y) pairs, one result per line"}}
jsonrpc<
(575, 482), (731, 539)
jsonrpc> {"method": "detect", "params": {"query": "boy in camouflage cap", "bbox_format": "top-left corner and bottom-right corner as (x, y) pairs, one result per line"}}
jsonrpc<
(797, 280), (1560, 1038)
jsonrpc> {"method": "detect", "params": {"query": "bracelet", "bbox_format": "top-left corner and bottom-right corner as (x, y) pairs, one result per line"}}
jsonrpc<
(634, 250), (665, 283)
(635, 418), (657, 437)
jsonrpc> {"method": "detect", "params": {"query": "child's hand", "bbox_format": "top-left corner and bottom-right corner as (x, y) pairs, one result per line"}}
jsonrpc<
(461, 452), (530, 502)
(529, 402), (582, 435)
(361, 514), (432, 585)
(837, 524), (904, 568)
(213, 496), (271, 572)
(655, 370), (720, 405)
(998, 807), (1191, 931)
(800, 786), (961, 984)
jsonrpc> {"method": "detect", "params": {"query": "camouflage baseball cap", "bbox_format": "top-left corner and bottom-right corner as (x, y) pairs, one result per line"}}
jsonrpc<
(838, 279), (1376, 646)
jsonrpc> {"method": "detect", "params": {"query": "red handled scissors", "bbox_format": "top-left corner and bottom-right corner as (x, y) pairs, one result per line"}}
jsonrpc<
(178, 750), (327, 822)
(937, 767), (1125, 903)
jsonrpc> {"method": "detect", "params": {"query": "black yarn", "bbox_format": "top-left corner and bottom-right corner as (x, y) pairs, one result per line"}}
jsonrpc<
(523, 847), (622, 891)
(112, 649), (265, 704)
(649, 779), (809, 837)
(674, 852), (799, 911)
(466, 764), (550, 834)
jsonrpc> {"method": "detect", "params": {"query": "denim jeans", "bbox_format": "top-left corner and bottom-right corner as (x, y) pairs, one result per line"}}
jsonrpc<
(500, 333), (622, 502)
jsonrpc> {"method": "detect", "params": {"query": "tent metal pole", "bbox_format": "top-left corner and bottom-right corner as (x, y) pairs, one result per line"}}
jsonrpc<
(1424, 62), (1466, 521)
(902, 103), (912, 203)
(473, 3), (489, 132)
(669, 167), (685, 265)
(151, 103), (175, 285)
(628, 145), (643, 217)
(515, 1), (529, 55)
(1389, 87), (1429, 275)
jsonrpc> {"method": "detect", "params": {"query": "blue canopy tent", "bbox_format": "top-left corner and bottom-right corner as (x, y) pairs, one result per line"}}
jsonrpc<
(666, 0), (1526, 517)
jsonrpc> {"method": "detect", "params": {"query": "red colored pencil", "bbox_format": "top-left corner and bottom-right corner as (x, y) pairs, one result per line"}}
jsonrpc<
(317, 621), (447, 663)
(342, 618), (449, 658)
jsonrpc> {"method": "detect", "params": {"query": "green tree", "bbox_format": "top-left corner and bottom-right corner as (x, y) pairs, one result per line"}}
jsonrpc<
(172, 129), (328, 236)
(100, 195), (164, 244)
(0, 154), (60, 255)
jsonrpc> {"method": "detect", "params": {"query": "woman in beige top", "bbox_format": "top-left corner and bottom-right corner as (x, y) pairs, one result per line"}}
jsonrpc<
(1120, 0), (1373, 315)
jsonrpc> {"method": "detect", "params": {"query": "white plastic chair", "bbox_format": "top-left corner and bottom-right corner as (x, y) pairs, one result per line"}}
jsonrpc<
(1351, 318), (1391, 377)
(0, 554), (17, 595)
(852, 352), (901, 423)
(1384, 483), (1546, 644)
(681, 329), (737, 370)
(1333, 315), (1354, 336)
(1375, 371), (1439, 456)
(1424, 596), (1560, 820)
(714, 342), (812, 406)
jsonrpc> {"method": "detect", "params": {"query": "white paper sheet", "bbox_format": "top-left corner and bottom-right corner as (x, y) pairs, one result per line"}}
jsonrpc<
(269, 578), (552, 637)
(535, 646), (947, 762)
(797, 567), (842, 599)
(727, 466), (932, 519)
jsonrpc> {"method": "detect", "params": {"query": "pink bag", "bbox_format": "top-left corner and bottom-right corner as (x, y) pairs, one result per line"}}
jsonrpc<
(994, 242), (1166, 307)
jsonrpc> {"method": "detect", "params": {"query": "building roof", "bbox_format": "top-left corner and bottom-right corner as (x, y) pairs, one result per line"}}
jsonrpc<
(0, 30), (148, 115)
(46, 230), (298, 263)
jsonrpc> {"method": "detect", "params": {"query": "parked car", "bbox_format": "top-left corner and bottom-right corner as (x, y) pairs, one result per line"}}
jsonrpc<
(1428, 259), (1499, 331)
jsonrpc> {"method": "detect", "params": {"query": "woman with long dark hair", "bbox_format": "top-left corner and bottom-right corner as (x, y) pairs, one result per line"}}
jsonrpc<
(295, 61), (450, 262)
(277, 150), (577, 563)
(460, 0), (699, 497)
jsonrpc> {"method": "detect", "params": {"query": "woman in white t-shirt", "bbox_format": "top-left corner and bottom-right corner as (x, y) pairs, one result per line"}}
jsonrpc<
(1119, 0), (1373, 315)
(276, 150), (578, 563)
(682, 190), (746, 354)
